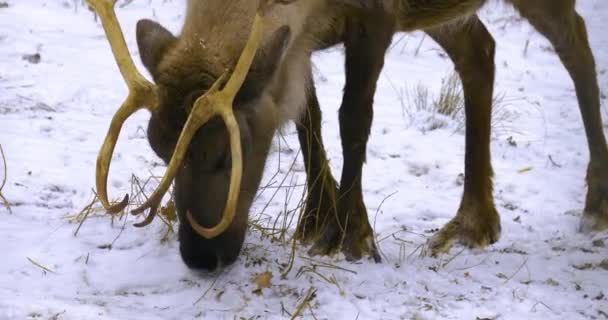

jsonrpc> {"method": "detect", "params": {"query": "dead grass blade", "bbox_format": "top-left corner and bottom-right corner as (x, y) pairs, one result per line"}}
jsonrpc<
(372, 191), (397, 263)
(250, 149), (302, 239)
(501, 257), (529, 285)
(295, 263), (345, 296)
(67, 171), (177, 242)
(27, 256), (56, 274)
(72, 190), (98, 236)
(298, 256), (357, 275)
(434, 72), (464, 119)
(0, 144), (12, 213)
(194, 272), (220, 305)
(290, 287), (317, 320)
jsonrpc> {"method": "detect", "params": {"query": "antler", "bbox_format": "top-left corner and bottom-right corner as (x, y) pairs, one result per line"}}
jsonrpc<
(87, 0), (158, 214)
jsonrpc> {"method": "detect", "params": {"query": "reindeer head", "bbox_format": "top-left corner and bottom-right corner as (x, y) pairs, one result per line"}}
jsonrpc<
(89, 0), (291, 270)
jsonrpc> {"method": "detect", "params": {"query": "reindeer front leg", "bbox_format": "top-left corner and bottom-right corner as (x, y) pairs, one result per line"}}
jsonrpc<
(295, 66), (340, 244)
(308, 11), (395, 262)
(424, 16), (500, 255)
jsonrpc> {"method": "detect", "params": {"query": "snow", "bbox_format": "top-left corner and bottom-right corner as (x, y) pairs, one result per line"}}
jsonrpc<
(1, 1), (607, 319)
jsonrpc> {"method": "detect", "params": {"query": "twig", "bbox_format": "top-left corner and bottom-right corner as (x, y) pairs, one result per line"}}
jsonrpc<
(290, 287), (316, 320)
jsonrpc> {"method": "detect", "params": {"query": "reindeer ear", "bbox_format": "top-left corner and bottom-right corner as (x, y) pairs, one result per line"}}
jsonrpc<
(136, 19), (177, 78)
(235, 26), (292, 104)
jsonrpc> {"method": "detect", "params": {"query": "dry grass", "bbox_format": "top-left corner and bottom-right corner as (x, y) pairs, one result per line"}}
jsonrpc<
(434, 72), (465, 118)
(67, 173), (177, 242)
(0, 144), (10, 213)
(399, 71), (516, 134)
(399, 72), (464, 129)
(289, 287), (317, 320)
(246, 134), (309, 278)
(26, 257), (56, 275)
(69, 135), (352, 306)
(249, 148), (304, 244)
(244, 133), (357, 292)
(68, 134), (305, 250)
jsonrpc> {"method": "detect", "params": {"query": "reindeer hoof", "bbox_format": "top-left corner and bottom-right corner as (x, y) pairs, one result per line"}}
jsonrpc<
(427, 204), (501, 256)
(580, 208), (608, 233)
(307, 199), (381, 263)
(295, 181), (339, 245)
(307, 223), (380, 262)
(581, 165), (608, 233)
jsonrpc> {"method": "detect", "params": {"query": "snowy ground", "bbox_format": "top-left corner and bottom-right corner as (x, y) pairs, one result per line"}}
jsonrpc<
(1, 1), (607, 319)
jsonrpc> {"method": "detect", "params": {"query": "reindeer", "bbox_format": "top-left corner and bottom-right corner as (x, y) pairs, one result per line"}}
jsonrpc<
(87, 0), (352, 270)
(87, 0), (607, 270)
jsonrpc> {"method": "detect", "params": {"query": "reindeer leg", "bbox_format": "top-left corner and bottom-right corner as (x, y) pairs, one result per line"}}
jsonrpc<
(425, 16), (500, 255)
(295, 70), (340, 244)
(510, 0), (608, 231)
(309, 11), (394, 262)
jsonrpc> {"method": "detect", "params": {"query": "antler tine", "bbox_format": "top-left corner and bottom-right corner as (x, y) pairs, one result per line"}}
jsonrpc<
(133, 202), (159, 228)
(87, 0), (158, 213)
(86, 0), (157, 94)
(133, 10), (267, 238)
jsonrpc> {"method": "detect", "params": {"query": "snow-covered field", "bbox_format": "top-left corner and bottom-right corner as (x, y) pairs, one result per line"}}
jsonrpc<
(1, 1), (607, 319)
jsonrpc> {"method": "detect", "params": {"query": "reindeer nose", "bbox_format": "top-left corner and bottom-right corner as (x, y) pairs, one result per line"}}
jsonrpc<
(180, 244), (221, 271)
(179, 233), (219, 270)
(178, 214), (242, 271)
